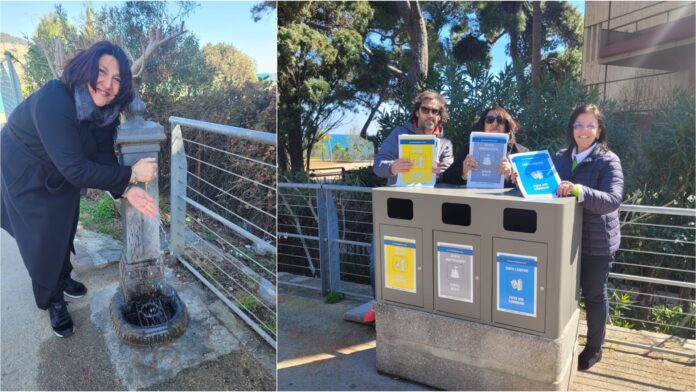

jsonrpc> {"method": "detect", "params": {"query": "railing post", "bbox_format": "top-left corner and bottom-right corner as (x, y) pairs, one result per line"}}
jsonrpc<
(170, 123), (187, 259)
(1, 53), (23, 115)
(318, 187), (341, 295)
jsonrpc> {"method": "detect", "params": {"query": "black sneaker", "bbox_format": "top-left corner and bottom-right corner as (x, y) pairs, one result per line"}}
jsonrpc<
(578, 346), (602, 371)
(63, 277), (87, 298)
(49, 301), (74, 338)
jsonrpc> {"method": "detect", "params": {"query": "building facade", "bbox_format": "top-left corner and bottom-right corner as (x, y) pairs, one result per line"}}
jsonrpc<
(582, 1), (695, 112)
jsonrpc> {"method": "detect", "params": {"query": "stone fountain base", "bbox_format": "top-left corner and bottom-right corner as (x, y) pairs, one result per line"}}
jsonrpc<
(92, 273), (256, 390)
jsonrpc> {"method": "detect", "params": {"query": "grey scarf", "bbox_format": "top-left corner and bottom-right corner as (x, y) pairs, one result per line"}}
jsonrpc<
(74, 83), (120, 127)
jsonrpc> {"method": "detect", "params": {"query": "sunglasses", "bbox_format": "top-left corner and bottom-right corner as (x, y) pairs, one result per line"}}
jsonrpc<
(419, 106), (441, 115)
(485, 115), (506, 125)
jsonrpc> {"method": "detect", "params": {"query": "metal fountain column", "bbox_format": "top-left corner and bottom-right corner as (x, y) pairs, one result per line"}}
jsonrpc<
(111, 95), (188, 346)
(115, 95), (166, 301)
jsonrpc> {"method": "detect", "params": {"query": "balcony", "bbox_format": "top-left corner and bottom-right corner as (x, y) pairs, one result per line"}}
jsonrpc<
(599, 15), (695, 71)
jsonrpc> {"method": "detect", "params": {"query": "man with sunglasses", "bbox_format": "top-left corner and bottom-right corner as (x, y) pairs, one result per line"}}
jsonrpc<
(373, 90), (454, 185)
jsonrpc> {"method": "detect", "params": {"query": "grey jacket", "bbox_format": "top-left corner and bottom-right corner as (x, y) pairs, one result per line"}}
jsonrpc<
(552, 147), (624, 256)
(373, 121), (454, 185)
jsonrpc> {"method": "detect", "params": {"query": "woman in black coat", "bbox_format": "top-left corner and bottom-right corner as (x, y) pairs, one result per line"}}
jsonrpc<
(554, 104), (624, 371)
(1, 41), (158, 338)
(442, 104), (529, 186)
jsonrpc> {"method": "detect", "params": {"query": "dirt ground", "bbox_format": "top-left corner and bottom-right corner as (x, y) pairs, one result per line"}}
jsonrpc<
(164, 258), (276, 390)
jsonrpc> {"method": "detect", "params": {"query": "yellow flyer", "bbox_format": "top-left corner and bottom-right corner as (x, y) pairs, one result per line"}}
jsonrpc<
(397, 134), (437, 187)
(383, 236), (417, 293)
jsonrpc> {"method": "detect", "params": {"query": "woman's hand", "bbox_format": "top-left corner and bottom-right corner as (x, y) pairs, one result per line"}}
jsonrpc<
(390, 158), (413, 175)
(499, 157), (512, 179)
(125, 186), (159, 218)
(461, 154), (478, 178)
(132, 157), (158, 183)
(432, 161), (442, 175)
(556, 180), (576, 197)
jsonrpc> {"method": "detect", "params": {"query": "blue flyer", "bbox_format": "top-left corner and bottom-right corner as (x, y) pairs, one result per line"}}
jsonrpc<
(509, 150), (561, 198)
(496, 252), (537, 317)
(467, 132), (509, 189)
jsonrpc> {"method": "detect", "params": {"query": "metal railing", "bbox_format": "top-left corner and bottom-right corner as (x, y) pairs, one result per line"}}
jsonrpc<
(170, 116), (277, 348)
(605, 204), (695, 356)
(278, 183), (373, 299)
(277, 182), (696, 356)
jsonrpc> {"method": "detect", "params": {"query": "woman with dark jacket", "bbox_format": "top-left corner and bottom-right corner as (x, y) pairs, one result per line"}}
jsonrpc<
(554, 104), (624, 371)
(442, 104), (528, 186)
(1, 41), (158, 338)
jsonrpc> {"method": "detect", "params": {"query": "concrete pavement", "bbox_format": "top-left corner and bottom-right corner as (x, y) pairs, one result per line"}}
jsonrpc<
(277, 275), (695, 392)
(277, 280), (429, 391)
(1, 229), (275, 390)
(1, 229), (45, 390)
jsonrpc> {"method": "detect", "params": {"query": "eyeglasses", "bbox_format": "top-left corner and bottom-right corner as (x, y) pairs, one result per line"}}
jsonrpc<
(485, 115), (506, 125)
(573, 123), (598, 131)
(419, 106), (441, 115)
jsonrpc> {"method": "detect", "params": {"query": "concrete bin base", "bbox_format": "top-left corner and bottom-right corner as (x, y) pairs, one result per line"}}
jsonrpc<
(375, 303), (579, 391)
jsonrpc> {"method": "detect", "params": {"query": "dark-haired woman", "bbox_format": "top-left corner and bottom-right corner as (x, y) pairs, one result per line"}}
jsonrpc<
(442, 104), (528, 186)
(553, 104), (624, 371)
(1, 41), (158, 338)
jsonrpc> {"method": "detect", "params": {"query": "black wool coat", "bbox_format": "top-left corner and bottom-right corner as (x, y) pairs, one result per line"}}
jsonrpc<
(1, 80), (132, 292)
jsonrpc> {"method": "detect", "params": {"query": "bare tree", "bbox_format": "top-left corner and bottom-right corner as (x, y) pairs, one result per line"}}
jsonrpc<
(129, 23), (185, 78)
(36, 22), (185, 79)
(531, 1), (542, 88)
(395, 1), (428, 83)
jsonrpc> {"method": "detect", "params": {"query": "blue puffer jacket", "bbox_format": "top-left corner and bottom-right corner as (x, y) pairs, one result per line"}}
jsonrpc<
(553, 146), (624, 256)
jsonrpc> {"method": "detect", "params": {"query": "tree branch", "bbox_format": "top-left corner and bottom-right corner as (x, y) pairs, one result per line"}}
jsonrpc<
(484, 31), (505, 45)
(37, 40), (60, 79)
(130, 22), (186, 78)
(305, 20), (332, 33)
(363, 43), (405, 79)
(360, 94), (383, 140)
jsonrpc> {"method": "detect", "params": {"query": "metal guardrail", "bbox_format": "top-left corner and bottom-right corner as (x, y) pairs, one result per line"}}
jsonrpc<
(277, 182), (696, 356)
(605, 203), (695, 356)
(278, 182), (373, 299)
(170, 117), (277, 348)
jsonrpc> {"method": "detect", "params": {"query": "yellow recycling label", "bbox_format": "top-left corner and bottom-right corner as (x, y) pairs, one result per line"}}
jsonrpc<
(383, 236), (417, 293)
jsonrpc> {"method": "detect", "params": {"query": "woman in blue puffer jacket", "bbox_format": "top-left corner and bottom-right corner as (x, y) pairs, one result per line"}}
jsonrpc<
(554, 104), (624, 371)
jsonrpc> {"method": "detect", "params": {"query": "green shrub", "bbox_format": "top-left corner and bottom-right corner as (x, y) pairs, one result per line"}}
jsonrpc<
(609, 289), (635, 329)
(239, 294), (260, 313)
(650, 304), (685, 335)
(324, 291), (345, 304)
(262, 319), (277, 335)
(79, 191), (119, 238)
(640, 91), (695, 208)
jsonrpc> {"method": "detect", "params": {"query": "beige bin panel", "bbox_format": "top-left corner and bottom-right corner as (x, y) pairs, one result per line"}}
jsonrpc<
(491, 238), (548, 334)
(378, 224), (424, 309)
(433, 231), (482, 321)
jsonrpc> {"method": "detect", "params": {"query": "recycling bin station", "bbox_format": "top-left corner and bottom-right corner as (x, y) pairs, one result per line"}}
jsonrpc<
(372, 185), (583, 390)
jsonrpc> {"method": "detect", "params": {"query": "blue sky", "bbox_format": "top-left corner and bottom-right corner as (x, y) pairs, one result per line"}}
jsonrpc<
(489, 1), (585, 74)
(336, 0), (585, 135)
(0, 1), (277, 74)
